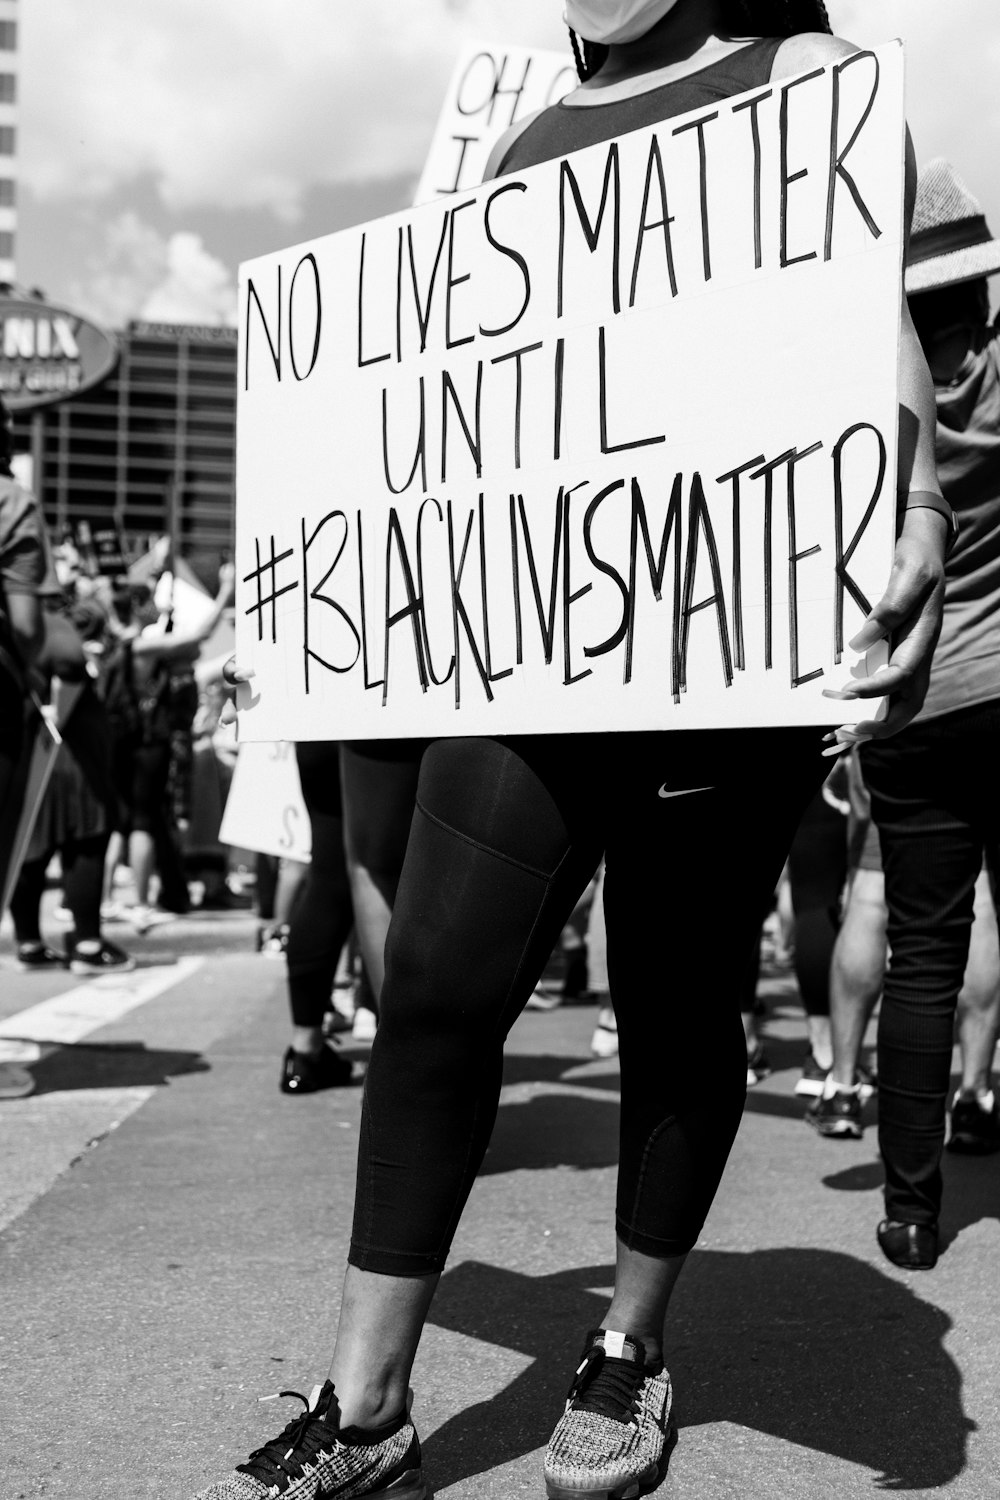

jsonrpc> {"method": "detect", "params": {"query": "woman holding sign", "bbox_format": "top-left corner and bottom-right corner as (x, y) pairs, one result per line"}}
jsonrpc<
(195, 4), (952, 1499)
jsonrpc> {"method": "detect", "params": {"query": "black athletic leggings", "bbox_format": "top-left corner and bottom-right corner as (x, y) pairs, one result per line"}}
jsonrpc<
(286, 741), (354, 1028)
(350, 727), (829, 1276)
(12, 835), (108, 944)
(785, 788), (848, 1018)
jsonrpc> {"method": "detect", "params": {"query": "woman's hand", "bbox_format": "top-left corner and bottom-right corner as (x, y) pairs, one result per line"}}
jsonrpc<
(219, 655), (255, 728)
(821, 508), (947, 754)
(217, 560), (236, 601)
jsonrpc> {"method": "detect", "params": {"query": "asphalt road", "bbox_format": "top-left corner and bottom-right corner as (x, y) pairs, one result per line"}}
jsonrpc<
(2, 903), (998, 1500)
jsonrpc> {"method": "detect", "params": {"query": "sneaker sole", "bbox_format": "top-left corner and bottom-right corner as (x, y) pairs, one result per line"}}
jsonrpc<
(545, 1422), (677, 1499)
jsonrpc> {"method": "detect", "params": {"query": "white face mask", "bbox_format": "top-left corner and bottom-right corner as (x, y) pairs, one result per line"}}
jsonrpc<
(564, 0), (679, 46)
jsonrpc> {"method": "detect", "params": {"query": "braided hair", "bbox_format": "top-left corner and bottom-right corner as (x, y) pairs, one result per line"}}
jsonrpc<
(570, 0), (833, 82)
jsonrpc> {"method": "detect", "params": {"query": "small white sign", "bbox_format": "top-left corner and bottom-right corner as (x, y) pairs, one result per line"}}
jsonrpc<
(235, 45), (905, 742)
(414, 43), (577, 205)
(219, 740), (311, 861)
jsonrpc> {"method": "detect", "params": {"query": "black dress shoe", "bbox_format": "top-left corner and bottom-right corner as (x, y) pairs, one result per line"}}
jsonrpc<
(279, 1045), (354, 1094)
(877, 1219), (939, 1270)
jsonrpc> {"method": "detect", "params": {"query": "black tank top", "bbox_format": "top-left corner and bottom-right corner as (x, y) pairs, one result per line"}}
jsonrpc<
(498, 36), (784, 174)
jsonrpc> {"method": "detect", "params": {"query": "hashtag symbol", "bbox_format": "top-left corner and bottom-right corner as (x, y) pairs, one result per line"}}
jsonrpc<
(243, 536), (299, 644)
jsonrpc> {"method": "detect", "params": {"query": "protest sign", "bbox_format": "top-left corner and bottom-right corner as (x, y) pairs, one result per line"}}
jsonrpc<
(219, 740), (311, 861)
(414, 42), (576, 204)
(235, 44), (905, 742)
(0, 684), (80, 913)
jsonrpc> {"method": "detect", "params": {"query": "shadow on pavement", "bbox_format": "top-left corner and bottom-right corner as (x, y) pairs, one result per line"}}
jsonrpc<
(423, 1250), (971, 1493)
(500, 1052), (621, 1093)
(481, 1089), (620, 1174)
(940, 1151), (1000, 1246)
(28, 1040), (209, 1095)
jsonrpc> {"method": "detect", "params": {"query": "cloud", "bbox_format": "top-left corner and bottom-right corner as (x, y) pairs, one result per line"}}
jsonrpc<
(68, 213), (236, 328)
(20, 0), (568, 220)
(140, 233), (237, 326)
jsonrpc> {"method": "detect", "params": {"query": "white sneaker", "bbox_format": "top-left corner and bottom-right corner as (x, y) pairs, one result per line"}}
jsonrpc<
(351, 1006), (378, 1042)
(590, 1005), (619, 1058)
(525, 981), (562, 1011)
(129, 904), (175, 934)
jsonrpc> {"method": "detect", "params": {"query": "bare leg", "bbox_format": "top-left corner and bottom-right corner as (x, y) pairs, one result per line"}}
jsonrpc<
(129, 829), (156, 906)
(273, 857), (307, 926)
(956, 868), (1000, 1095)
(291, 1024), (324, 1055)
(806, 1014), (833, 1073)
(347, 863), (394, 1002)
(328, 1267), (438, 1428)
(103, 830), (123, 905)
(602, 1242), (688, 1363)
(828, 868), (887, 1089)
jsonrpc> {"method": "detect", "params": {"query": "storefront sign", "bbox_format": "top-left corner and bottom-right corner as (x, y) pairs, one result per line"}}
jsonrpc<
(0, 296), (119, 410)
(235, 44), (905, 741)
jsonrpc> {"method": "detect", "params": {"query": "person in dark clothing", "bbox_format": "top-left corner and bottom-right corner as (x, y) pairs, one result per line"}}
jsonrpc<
(0, 398), (47, 1101)
(279, 740), (356, 1093)
(812, 159), (1000, 1269)
(193, 6), (951, 1498)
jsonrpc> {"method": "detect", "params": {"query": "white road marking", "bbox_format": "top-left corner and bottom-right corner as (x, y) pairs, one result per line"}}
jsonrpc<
(0, 957), (204, 1059)
(0, 958), (206, 1233)
(0, 1087), (155, 1232)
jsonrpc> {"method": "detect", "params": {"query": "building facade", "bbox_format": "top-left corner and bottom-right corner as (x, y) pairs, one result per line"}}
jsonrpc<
(11, 320), (237, 575)
(0, 0), (18, 285)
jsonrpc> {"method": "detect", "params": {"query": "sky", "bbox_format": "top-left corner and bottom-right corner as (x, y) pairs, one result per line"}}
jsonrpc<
(15, 0), (1000, 329)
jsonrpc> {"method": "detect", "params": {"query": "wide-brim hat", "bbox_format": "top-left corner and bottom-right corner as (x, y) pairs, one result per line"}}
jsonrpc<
(906, 158), (1000, 294)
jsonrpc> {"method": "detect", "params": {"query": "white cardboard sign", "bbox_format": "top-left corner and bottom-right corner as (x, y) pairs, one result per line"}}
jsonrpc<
(236, 44), (904, 742)
(414, 42), (577, 205)
(218, 740), (311, 861)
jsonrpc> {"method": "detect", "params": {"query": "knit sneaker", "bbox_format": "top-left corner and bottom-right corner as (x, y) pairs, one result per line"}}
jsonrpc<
(191, 1381), (428, 1499)
(544, 1330), (676, 1499)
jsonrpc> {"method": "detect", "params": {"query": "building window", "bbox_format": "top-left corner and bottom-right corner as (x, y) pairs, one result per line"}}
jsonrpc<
(0, 178), (15, 207)
(0, 126), (15, 156)
(0, 231), (14, 260)
(0, 74), (15, 104)
(0, 22), (17, 51)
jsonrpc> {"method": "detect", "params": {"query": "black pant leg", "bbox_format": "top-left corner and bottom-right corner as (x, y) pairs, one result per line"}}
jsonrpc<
(286, 742), (353, 1029)
(608, 727), (829, 1255)
(862, 703), (999, 1225)
(350, 736), (602, 1276)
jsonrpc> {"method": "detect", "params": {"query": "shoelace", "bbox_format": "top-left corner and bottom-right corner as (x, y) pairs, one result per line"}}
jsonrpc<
(237, 1390), (336, 1486)
(566, 1347), (647, 1425)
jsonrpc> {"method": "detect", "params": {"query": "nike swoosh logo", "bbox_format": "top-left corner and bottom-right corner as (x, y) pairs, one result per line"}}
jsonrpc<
(658, 784), (714, 799)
